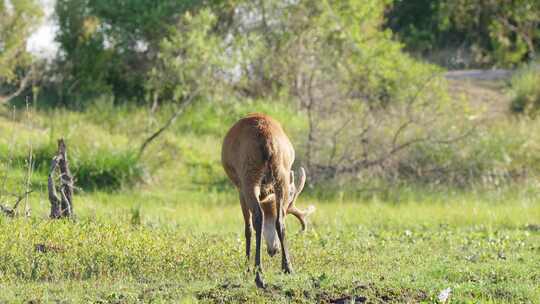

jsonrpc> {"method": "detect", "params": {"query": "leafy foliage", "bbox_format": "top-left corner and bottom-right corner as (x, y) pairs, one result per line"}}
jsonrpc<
(53, 0), (206, 104)
(146, 9), (231, 106)
(387, 0), (540, 67)
(0, 0), (42, 82)
(0, 0), (42, 103)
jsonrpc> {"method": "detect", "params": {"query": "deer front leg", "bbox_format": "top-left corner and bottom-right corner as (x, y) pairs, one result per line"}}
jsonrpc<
(244, 220), (252, 262)
(276, 207), (293, 274)
(242, 179), (266, 288)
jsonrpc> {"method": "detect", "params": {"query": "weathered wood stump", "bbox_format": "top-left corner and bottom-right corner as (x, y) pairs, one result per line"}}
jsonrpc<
(48, 139), (74, 218)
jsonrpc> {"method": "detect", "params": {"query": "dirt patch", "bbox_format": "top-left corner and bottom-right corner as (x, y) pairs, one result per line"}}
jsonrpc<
(34, 243), (65, 254)
(524, 224), (540, 232)
(198, 280), (429, 303)
(446, 77), (510, 120)
(445, 69), (512, 81)
(329, 295), (367, 303)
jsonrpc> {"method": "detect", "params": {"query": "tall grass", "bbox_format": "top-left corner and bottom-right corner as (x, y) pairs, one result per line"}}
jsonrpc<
(0, 105), (144, 192)
(393, 117), (540, 188)
(2, 89), (540, 194)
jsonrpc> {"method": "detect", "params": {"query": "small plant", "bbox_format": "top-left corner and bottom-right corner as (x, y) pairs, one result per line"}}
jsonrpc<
(130, 205), (142, 226)
(509, 64), (540, 116)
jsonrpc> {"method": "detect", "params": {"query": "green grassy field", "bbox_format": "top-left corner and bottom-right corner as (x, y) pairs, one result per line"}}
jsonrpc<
(1, 98), (540, 303)
(0, 191), (539, 303)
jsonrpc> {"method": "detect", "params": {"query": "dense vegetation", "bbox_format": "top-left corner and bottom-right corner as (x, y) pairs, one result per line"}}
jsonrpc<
(1, 0), (540, 302)
(387, 0), (540, 67)
(509, 63), (540, 116)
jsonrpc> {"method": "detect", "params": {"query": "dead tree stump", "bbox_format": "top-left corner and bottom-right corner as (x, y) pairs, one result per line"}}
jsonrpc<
(48, 139), (74, 218)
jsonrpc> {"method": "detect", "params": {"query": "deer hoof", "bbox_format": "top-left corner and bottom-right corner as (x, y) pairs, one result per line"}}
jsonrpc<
(283, 264), (294, 274)
(255, 272), (266, 289)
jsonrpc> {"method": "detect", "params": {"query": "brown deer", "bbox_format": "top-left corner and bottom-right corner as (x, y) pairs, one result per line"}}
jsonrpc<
(221, 113), (315, 288)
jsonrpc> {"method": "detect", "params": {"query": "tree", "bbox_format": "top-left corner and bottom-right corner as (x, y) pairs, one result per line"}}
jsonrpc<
(50, 0), (473, 184)
(196, 0), (472, 183)
(54, 0), (207, 105)
(139, 9), (234, 157)
(0, 0), (42, 104)
(387, 0), (540, 67)
(489, 0), (539, 62)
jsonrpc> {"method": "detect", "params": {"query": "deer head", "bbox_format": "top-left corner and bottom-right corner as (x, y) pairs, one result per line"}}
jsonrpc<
(260, 167), (315, 232)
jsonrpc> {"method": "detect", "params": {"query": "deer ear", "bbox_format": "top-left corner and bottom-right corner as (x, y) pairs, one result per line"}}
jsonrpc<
(290, 170), (295, 185)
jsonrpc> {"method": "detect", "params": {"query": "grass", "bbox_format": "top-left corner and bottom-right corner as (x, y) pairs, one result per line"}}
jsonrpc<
(1, 94), (540, 302)
(1, 190), (539, 303)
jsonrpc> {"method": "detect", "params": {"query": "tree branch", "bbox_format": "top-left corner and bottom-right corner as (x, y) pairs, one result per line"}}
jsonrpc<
(0, 71), (33, 104)
(0, 190), (33, 217)
(138, 92), (198, 159)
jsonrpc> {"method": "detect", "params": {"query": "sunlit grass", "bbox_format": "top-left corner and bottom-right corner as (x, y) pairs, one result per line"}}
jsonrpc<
(1, 192), (539, 303)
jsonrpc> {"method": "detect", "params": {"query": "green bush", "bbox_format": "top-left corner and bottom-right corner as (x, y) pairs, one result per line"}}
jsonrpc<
(53, 0), (208, 104)
(73, 149), (144, 191)
(2, 143), (144, 191)
(510, 64), (540, 116)
(389, 116), (540, 189)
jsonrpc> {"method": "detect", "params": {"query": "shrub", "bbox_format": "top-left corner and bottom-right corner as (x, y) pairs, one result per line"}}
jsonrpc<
(2, 143), (144, 192)
(73, 149), (144, 191)
(510, 64), (540, 116)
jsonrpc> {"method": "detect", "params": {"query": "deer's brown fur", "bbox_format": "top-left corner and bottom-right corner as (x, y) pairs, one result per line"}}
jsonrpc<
(221, 113), (314, 288)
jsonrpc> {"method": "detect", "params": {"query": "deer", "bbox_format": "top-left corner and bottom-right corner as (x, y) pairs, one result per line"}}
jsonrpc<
(221, 113), (315, 288)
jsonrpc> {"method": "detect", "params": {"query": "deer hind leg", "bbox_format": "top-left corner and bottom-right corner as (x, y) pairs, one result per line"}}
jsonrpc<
(240, 193), (252, 263)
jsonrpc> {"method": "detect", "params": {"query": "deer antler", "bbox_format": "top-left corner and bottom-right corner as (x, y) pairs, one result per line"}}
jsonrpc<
(288, 167), (315, 231)
(288, 205), (316, 232)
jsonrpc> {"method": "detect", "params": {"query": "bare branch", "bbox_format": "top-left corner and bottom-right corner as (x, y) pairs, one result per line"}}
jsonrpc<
(0, 190), (33, 217)
(138, 92), (198, 159)
(391, 118), (415, 149)
(0, 71), (33, 104)
(11, 190), (33, 213)
(336, 126), (476, 176)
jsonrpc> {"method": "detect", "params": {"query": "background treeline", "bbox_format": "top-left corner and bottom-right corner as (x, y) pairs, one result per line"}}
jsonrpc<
(3, 0), (538, 106)
(388, 0), (540, 68)
(1, 0), (540, 194)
